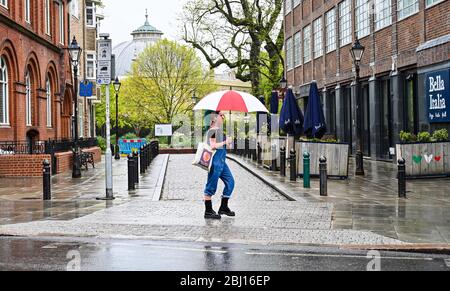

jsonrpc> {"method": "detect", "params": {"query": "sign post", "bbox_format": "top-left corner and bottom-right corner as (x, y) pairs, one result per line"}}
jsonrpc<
(97, 34), (114, 201)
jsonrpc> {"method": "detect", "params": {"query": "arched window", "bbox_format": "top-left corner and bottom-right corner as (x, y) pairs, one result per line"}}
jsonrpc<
(46, 77), (52, 127)
(0, 57), (9, 125)
(25, 71), (32, 126)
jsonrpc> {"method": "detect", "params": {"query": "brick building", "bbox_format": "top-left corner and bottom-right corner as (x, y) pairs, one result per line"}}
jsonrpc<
(0, 0), (101, 176)
(284, 0), (450, 160)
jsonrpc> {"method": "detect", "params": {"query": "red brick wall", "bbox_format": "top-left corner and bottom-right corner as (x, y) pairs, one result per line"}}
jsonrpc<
(0, 154), (51, 177)
(55, 147), (102, 173)
(425, 0), (450, 41)
(397, 14), (421, 53)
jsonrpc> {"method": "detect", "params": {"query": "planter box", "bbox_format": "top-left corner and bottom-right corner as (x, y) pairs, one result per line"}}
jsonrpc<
(296, 141), (350, 178)
(396, 142), (450, 178)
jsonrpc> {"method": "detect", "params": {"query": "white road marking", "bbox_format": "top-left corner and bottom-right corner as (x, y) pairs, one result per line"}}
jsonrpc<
(245, 252), (434, 261)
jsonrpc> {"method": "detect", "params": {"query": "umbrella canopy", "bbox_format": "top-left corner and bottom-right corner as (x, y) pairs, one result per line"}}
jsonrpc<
(304, 82), (327, 139)
(193, 90), (269, 113)
(270, 91), (279, 114)
(279, 88), (304, 136)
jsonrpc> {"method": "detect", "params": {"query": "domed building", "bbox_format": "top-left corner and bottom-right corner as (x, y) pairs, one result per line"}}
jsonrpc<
(113, 11), (163, 77)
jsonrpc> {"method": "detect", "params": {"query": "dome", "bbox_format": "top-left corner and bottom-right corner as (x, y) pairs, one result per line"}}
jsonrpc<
(113, 10), (163, 77)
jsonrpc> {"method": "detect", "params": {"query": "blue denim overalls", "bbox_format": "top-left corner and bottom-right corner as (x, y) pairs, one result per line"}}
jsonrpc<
(204, 129), (235, 198)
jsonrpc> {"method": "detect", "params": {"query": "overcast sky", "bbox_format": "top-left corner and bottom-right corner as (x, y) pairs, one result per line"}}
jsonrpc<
(100, 0), (189, 45)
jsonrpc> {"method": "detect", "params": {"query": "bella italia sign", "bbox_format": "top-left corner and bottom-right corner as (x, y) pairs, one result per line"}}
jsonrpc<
(427, 69), (450, 123)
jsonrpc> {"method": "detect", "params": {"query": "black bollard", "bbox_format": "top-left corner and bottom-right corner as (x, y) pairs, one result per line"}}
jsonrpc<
(319, 156), (328, 196)
(280, 146), (286, 177)
(43, 159), (51, 200)
(252, 139), (257, 162)
(257, 142), (262, 165)
(128, 154), (135, 191)
(289, 148), (297, 182)
(133, 151), (139, 184)
(234, 138), (237, 154)
(140, 146), (145, 174)
(271, 144), (277, 171)
(398, 158), (406, 198)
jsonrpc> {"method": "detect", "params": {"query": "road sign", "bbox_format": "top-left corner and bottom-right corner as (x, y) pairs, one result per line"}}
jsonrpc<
(97, 60), (111, 85)
(97, 39), (112, 61)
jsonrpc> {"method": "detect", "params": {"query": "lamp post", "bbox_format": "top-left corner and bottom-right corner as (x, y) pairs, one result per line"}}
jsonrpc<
(279, 75), (287, 99)
(113, 77), (121, 160)
(350, 37), (365, 176)
(68, 36), (82, 178)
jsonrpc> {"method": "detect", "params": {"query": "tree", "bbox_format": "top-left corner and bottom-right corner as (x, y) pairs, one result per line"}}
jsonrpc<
(182, 0), (284, 97)
(97, 39), (216, 137)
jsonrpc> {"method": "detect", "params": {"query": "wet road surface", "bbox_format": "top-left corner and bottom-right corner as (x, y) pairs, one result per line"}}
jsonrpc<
(0, 236), (449, 271)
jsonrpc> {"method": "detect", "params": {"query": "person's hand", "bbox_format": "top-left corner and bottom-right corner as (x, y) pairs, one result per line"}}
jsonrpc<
(226, 137), (233, 147)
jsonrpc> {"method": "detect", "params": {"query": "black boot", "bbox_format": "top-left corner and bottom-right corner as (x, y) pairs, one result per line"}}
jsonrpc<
(219, 197), (235, 217)
(204, 200), (221, 219)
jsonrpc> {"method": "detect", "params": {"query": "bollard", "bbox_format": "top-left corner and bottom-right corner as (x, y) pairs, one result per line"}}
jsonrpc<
(252, 139), (257, 162)
(271, 144), (277, 171)
(290, 149), (297, 181)
(303, 152), (310, 188)
(127, 154), (135, 191)
(234, 138), (237, 154)
(133, 151), (139, 184)
(257, 142), (262, 165)
(398, 158), (406, 198)
(245, 138), (249, 159)
(140, 146), (146, 174)
(43, 159), (51, 200)
(280, 146), (286, 177)
(319, 156), (328, 196)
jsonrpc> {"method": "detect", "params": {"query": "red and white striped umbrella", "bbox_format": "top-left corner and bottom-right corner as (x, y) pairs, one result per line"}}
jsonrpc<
(193, 90), (269, 113)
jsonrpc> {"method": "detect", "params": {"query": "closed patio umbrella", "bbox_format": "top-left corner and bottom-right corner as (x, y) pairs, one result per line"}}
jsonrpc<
(303, 81), (327, 139)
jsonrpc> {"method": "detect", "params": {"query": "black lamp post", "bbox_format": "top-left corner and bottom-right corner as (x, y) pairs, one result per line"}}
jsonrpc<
(113, 77), (121, 160)
(350, 37), (365, 176)
(68, 36), (82, 178)
(279, 75), (287, 99)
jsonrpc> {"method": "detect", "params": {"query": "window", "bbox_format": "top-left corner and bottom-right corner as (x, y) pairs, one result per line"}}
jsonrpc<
(397, 0), (419, 20)
(86, 1), (96, 27)
(303, 25), (311, 63)
(86, 53), (96, 79)
(46, 78), (52, 127)
(70, 0), (79, 18)
(293, 0), (301, 8)
(374, 0), (392, 30)
(339, 0), (352, 47)
(59, 2), (64, 44)
(325, 9), (336, 53)
(294, 32), (302, 67)
(286, 37), (293, 70)
(25, 0), (31, 23)
(313, 18), (323, 58)
(45, 0), (51, 35)
(25, 72), (32, 126)
(79, 100), (84, 137)
(426, 0), (444, 7)
(355, 0), (370, 38)
(0, 0), (7, 8)
(0, 57), (9, 125)
(285, 0), (292, 15)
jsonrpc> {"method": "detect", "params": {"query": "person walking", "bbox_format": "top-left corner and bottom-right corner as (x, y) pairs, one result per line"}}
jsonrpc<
(203, 111), (235, 219)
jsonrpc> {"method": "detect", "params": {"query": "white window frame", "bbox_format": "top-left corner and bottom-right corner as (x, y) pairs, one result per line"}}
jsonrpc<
(355, 0), (370, 38)
(25, 0), (31, 23)
(0, 0), (8, 9)
(294, 31), (302, 67)
(313, 18), (323, 59)
(25, 72), (32, 126)
(59, 1), (64, 44)
(86, 1), (96, 27)
(286, 37), (293, 70)
(339, 0), (352, 47)
(397, 0), (419, 20)
(46, 78), (52, 127)
(45, 0), (51, 35)
(303, 25), (311, 63)
(374, 0), (392, 31)
(325, 8), (336, 53)
(425, 0), (443, 8)
(0, 57), (9, 125)
(285, 0), (292, 15)
(86, 52), (96, 80)
(70, 0), (80, 18)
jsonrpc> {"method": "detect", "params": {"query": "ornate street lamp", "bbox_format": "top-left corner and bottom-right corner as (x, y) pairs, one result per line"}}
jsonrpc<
(350, 37), (365, 176)
(279, 75), (287, 99)
(68, 36), (82, 178)
(113, 77), (121, 160)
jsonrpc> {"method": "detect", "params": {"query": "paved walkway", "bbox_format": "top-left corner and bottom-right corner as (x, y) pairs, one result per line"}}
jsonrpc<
(228, 154), (450, 244)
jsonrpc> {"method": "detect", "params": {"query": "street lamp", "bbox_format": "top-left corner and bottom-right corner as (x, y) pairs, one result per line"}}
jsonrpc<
(113, 77), (121, 160)
(350, 37), (365, 176)
(279, 75), (287, 99)
(68, 36), (82, 178)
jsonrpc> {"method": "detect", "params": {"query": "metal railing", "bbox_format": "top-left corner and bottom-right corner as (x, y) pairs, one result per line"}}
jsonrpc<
(0, 141), (46, 155)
